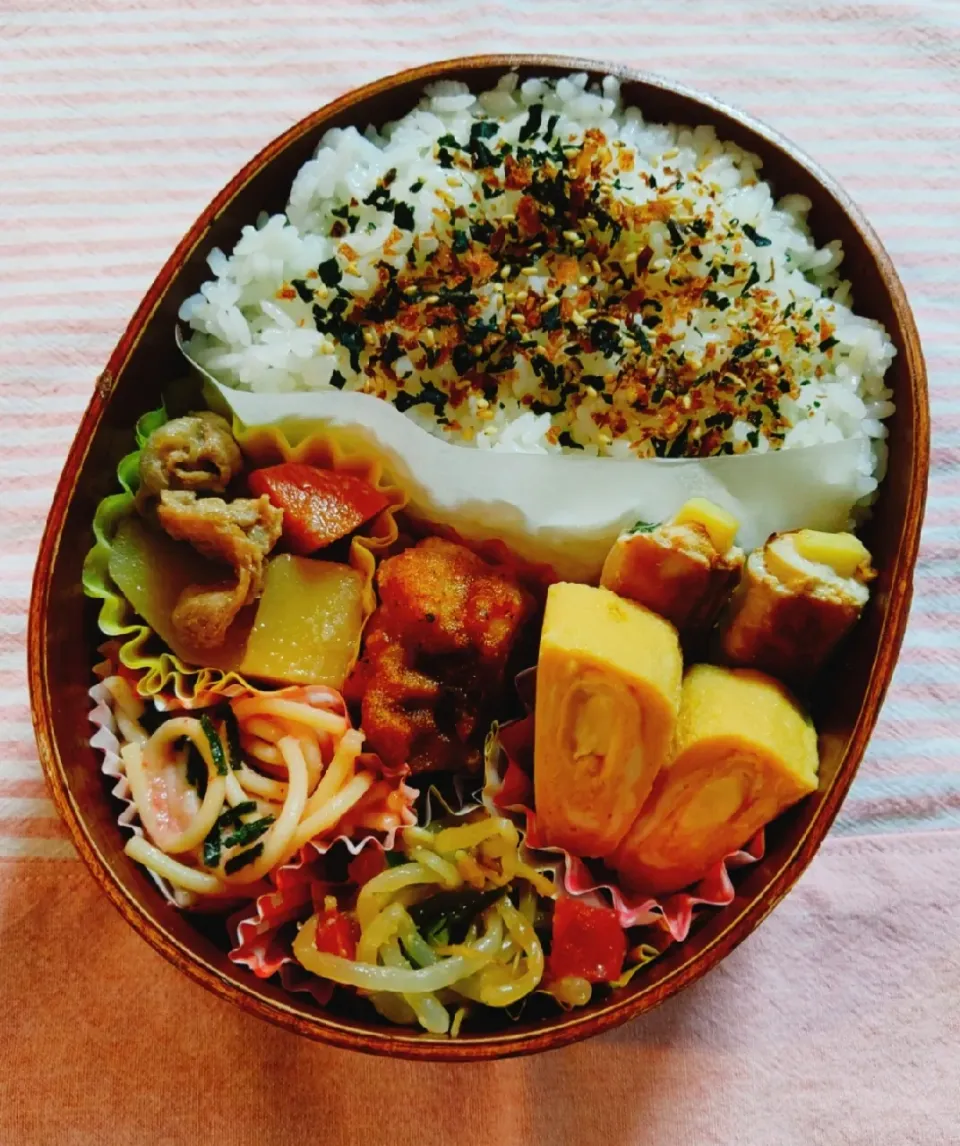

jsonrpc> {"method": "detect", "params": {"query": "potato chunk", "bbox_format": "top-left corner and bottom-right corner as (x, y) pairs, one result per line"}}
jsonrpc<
(237, 554), (365, 688)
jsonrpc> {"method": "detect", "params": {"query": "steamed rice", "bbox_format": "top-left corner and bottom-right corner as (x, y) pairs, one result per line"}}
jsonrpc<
(181, 73), (895, 498)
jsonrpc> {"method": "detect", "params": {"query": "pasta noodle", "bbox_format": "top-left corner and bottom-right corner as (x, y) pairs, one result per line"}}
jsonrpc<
(105, 679), (412, 901)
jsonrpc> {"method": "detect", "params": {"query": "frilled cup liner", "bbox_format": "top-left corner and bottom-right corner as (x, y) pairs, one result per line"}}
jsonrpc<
(225, 769), (476, 1001)
(88, 653), (185, 907)
(89, 655), (418, 939)
(227, 822), (417, 1005)
(82, 406), (408, 710)
(484, 678), (765, 946)
(224, 767), (565, 1006)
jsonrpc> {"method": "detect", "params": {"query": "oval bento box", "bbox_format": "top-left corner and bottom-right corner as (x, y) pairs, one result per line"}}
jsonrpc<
(28, 56), (928, 1061)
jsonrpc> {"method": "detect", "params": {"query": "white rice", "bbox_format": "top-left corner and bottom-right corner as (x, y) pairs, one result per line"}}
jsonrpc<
(181, 72), (895, 499)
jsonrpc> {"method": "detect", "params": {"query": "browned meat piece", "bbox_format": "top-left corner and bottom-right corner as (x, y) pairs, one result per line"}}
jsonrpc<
(136, 411), (242, 511)
(718, 531), (874, 685)
(156, 491), (283, 650)
(346, 538), (533, 773)
(171, 573), (253, 651)
(601, 514), (743, 643)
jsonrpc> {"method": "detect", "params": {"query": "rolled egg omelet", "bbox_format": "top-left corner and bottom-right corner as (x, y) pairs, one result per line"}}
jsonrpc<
(534, 583), (683, 859)
(608, 663), (819, 896)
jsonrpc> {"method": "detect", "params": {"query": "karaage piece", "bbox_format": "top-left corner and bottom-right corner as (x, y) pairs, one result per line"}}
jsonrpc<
(347, 538), (533, 773)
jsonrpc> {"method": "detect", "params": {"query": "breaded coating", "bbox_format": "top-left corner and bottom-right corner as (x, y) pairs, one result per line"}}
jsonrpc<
(348, 538), (533, 773)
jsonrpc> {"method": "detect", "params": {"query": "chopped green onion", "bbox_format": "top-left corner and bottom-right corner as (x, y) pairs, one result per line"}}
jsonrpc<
(202, 826), (221, 868)
(224, 843), (264, 875)
(222, 707), (243, 771)
(222, 816), (275, 850)
(199, 714), (227, 775)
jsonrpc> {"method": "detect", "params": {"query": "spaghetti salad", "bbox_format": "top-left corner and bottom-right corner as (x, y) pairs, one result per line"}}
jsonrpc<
(103, 676), (414, 902)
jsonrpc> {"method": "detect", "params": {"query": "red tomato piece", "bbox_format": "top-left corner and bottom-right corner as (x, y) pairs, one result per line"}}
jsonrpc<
(493, 759), (534, 810)
(313, 906), (361, 960)
(347, 845), (387, 887)
(546, 896), (627, 984)
(248, 463), (389, 554)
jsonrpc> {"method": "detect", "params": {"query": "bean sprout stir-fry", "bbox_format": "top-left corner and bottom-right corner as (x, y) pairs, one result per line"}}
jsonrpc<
(292, 813), (556, 1035)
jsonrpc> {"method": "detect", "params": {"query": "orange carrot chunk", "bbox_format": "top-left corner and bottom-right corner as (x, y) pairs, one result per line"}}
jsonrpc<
(248, 463), (389, 554)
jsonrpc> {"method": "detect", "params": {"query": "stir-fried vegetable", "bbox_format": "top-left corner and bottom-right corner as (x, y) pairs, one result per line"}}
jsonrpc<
(290, 811), (557, 1034)
(546, 896), (627, 984)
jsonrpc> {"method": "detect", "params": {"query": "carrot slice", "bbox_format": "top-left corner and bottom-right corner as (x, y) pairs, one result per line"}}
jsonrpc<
(248, 463), (389, 554)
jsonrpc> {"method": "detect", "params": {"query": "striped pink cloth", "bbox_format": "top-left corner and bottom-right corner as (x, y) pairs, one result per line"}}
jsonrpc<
(2, 3), (959, 1142)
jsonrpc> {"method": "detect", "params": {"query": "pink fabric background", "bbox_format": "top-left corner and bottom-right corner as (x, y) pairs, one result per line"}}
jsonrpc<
(3, 2), (960, 1142)
(3, 835), (959, 1144)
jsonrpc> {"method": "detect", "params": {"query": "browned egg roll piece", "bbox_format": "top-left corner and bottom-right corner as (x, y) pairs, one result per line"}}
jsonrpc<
(719, 529), (875, 684)
(601, 498), (744, 638)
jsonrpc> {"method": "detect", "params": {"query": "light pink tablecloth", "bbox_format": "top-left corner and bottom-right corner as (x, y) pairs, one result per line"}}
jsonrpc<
(2, 833), (958, 1145)
(3, 2), (959, 1142)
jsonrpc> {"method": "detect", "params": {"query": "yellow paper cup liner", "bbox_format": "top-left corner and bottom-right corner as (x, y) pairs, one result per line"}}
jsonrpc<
(83, 407), (407, 706)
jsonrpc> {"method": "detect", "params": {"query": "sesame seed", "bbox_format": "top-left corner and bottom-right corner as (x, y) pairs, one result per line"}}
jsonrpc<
(510, 313), (525, 325)
(578, 275), (590, 286)
(623, 251), (638, 265)
(403, 285), (419, 296)
(540, 297), (560, 312)
(423, 329), (436, 347)
(423, 294), (440, 305)
(500, 265), (512, 279)
(663, 147), (679, 159)
(475, 396), (489, 409)
(572, 312), (587, 327)
(562, 230), (580, 243)
(363, 329), (377, 346)
(521, 266), (538, 275)
(435, 189), (455, 207)
(446, 176), (460, 188)
(581, 307), (597, 318)
(515, 291), (529, 304)
(622, 336), (637, 348)
(585, 385), (598, 398)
